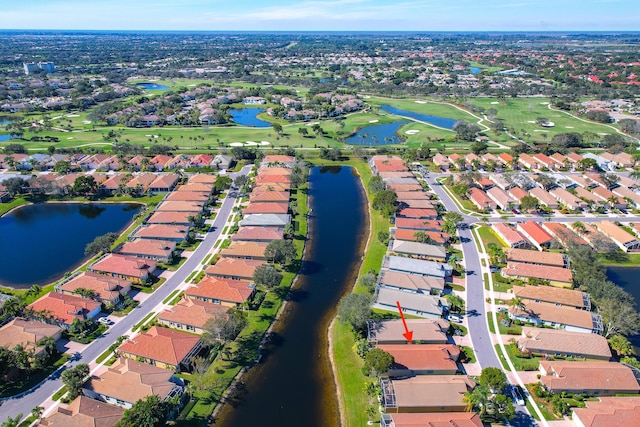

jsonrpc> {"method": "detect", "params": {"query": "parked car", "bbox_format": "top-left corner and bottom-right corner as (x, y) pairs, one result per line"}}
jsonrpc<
(511, 385), (525, 406)
(98, 317), (113, 326)
(448, 313), (463, 323)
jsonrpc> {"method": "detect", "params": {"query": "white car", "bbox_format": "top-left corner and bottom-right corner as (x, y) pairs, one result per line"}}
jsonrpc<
(448, 313), (463, 323)
(511, 386), (525, 406)
(98, 317), (113, 326)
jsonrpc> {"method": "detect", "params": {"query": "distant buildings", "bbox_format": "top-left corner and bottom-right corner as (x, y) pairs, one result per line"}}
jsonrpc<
(23, 61), (55, 75)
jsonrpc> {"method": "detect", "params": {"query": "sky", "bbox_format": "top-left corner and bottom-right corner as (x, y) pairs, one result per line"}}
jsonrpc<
(1, 0), (639, 31)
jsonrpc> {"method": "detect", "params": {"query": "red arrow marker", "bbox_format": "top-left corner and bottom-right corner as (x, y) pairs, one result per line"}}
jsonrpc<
(396, 301), (413, 343)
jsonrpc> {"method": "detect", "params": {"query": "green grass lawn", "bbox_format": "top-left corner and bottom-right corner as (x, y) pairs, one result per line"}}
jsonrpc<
(477, 225), (507, 248)
(0, 196), (29, 216)
(501, 343), (541, 371)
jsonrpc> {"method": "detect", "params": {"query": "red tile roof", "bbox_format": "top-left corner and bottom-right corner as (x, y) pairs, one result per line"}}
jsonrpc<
(244, 202), (289, 214)
(250, 191), (290, 203)
(118, 326), (201, 366)
(232, 226), (284, 242)
(205, 258), (263, 280)
(90, 254), (156, 279)
(28, 292), (101, 325)
(186, 276), (254, 304)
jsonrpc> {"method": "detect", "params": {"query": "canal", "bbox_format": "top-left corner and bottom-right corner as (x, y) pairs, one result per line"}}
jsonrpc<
(215, 166), (368, 427)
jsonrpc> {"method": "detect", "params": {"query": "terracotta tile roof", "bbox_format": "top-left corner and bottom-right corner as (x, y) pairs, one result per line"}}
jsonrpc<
(90, 254), (156, 279)
(188, 174), (216, 184)
(133, 224), (189, 240)
(397, 208), (438, 219)
(367, 318), (449, 344)
(125, 173), (156, 189)
(573, 397), (640, 427)
(373, 160), (408, 172)
(250, 191), (290, 203)
(101, 173), (132, 189)
(252, 183), (290, 193)
(156, 200), (204, 212)
(244, 202), (289, 214)
(506, 248), (566, 267)
(28, 292), (101, 325)
(393, 229), (448, 244)
(186, 276), (254, 304)
(258, 167), (292, 176)
(118, 326), (201, 366)
(205, 258), (263, 280)
(37, 395), (124, 427)
(576, 186), (602, 203)
(387, 183), (422, 192)
(256, 174), (291, 185)
(165, 191), (210, 202)
(395, 218), (442, 231)
(566, 152), (584, 163)
(399, 199), (434, 209)
(83, 358), (179, 404)
(498, 152), (513, 163)
(177, 183), (214, 193)
(262, 155), (295, 164)
(517, 221), (554, 246)
(378, 172), (414, 179)
(380, 270), (445, 293)
(150, 155), (172, 166)
(59, 272), (130, 302)
(503, 261), (572, 284)
(147, 211), (193, 225)
(550, 187), (584, 208)
(597, 220), (639, 245)
(540, 361), (640, 394)
(492, 223), (529, 247)
(383, 413), (482, 427)
(0, 318), (61, 353)
(468, 187), (496, 209)
(512, 285), (586, 308)
(220, 241), (268, 259)
(231, 226), (284, 242)
(542, 222), (589, 246)
(529, 187), (558, 207)
(378, 344), (460, 372)
(158, 298), (228, 329)
(518, 327), (611, 360)
(118, 239), (176, 259)
(508, 186), (529, 201)
(388, 376), (475, 410)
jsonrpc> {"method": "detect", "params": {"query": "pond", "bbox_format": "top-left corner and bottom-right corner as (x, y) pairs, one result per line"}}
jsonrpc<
(381, 104), (457, 130)
(0, 135), (15, 142)
(0, 202), (142, 288)
(469, 67), (481, 75)
(136, 82), (169, 90)
(345, 121), (409, 145)
(215, 166), (367, 427)
(228, 108), (272, 128)
(606, 266), (640, 351)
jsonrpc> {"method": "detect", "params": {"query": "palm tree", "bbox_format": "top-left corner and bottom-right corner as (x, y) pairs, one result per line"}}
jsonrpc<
(27, 284), (41, 299)
(31, 406), (44, 422)
(572, 221), (586, 236)
(37, 336), (57, 360)
(607, 195), (619, 209)
(463, 385), (490, 416)
(630, 170), (640, 182)
(508, 297), (526, 312)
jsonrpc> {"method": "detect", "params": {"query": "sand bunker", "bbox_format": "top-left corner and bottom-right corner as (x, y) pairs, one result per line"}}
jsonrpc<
(245, 141), (258, 146)
(490, 101), (500, 105)
(369, 120), (379, 123)
(405, 130), (420, 135)
(415, 100), (427, 104)
(229, 142), (244, 147)
(260, 141), (271, 145)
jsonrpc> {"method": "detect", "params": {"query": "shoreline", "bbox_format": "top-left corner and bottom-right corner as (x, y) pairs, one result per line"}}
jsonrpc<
(327, 164), (372, 427)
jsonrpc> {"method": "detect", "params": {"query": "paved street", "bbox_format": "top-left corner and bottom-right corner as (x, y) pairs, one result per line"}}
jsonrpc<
(0, 166), (251, 420)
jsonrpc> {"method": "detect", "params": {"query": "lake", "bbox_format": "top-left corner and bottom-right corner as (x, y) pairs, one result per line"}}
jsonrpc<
(345, 121), (409, 145)
(228, 108), (272, 128)
(215, 166), (367, 427)
(606, 266), (640, 350)
(0, 202), (142, 288)
(469, 67), (481, 75)
(381, 104), (457, 129)
(136, 82), (169, 90)
(0, 135), (15, 142)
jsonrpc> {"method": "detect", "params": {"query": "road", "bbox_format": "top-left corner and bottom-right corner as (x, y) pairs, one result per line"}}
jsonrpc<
(0, 166), (251, 420)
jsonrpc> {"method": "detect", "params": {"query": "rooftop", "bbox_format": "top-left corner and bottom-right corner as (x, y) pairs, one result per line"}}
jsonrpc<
(118, 326), (201, 366)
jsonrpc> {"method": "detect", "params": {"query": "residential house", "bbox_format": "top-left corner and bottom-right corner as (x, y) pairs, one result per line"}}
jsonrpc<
(231, 226), (284, 242)
(542, 222), (589, 247)
(388, 240), (447, 262)
(373, 287), (448, 319)
(157, 298), (228, 334)
(566, 152), (584, 165)
(502, 262), (573, 287)
(250, 191), (290, 203)
(166, 190), (210, 202)
(512, 285), (589, 309)
(508, 187), (529, 205)
(125, 173), (157, 193)
(550, 188), (585, 211)
(205, 258), (262, 281)
(509, 301), (603, 334)
(132, 224), (190, 242)
(118, 326), (202, 372)
(146, 211), (194, 226)
(613, 186), (640, 208)
(188, 174), (216, 184)
(57, 272), (131, 307)
(534, 153), (561, 170)
(498, 152), (514, 166)
(492, 223), (530, 248)
(220, 241), (269, 261)
(239, 213), (291, 228)
(539, 361), (640, 396)
(89, 254), (157, 284)
(394, 218), (442, 232)
(432, 153), (450, 171)
(591, 186), (627, 209)
(185, 276), (255, 307)
(28, 292), (101, 326)
(244, 202), (289, 215)
(156, 200), (204, 213)
(117, 239), (176, 263)
(468, 187), (497, 211)
(83, 358), (184, 409)
(101, 174), (133, 194)
(486, 186), (516, 210)
(377, 344), (460, 376)
(383, 256), (452, 280)
(392, 229), (449, 245)
(381, 375), (475, 413)
(595, 221), (640, 252)
(387, 183), (423, 193)
(516, 221), (554, 250)
(529, 187), (559, 209)
(576, 187), (602, 205)
(149, 155), (172, 171)
(0, 318), (62, 357)
(397, 208), (438, 219)
(506, 248), (567, 268)
(379, 270), (445, 296)
(261, 155), (295, 168)
(517, 327), (611, 361)
(381, 413), (482, 427)
(572, 397), (640, 427)
(367, 318), (450, 345)
(35, 396), (124, 427)
(148, 173), (181, 192)
(519, 153), (539, 170)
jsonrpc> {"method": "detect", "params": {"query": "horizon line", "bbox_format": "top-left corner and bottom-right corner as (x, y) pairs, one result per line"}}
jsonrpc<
(2, 29), (640, 34)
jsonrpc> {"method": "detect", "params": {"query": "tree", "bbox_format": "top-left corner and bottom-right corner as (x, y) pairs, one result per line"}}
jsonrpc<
(2, 177), (28, 197)
(298, 127), (309, 137)
(609, 335), (634, 357)
(552, 132), (584, 148)
(363, 348), (394, 376)
(53, 161), (70, 174)
(453, 120), (481, 141)
(463, 385), (490, 416)
(1, 414), (23, 427)
(446, 294), (465, 312)
(478, 367), (507, 393)
(30, 406), (44, 422)
(470, 140), (488, 155)
(368, 175), (385, 194)
(598, 298), (640, 338)
(73, 175), (98, 196)
(202, 310), (247, 345)
(337, 293), (373, 336)
(599, 173), (620, 189)
(372, 190), (397, 217)
(272, 123), (283, 135)
(115, 395), (167, 427)
(572, 221), (586, 236)
(359, 271), (377, 293)
(84, 232), (118, 256)
(37, 336), (58, 360)
(61, 363), (89, 399)
(414, 231), (434, 244)
(265, 239), (297, 265)
(214, 175), (233, 193)
(519, 195), (539, 212)
(252, 265), (283, 288)
(492, 392), (516, 421)
(535, 174), (556, 191)
(444, 212), (463, 226)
